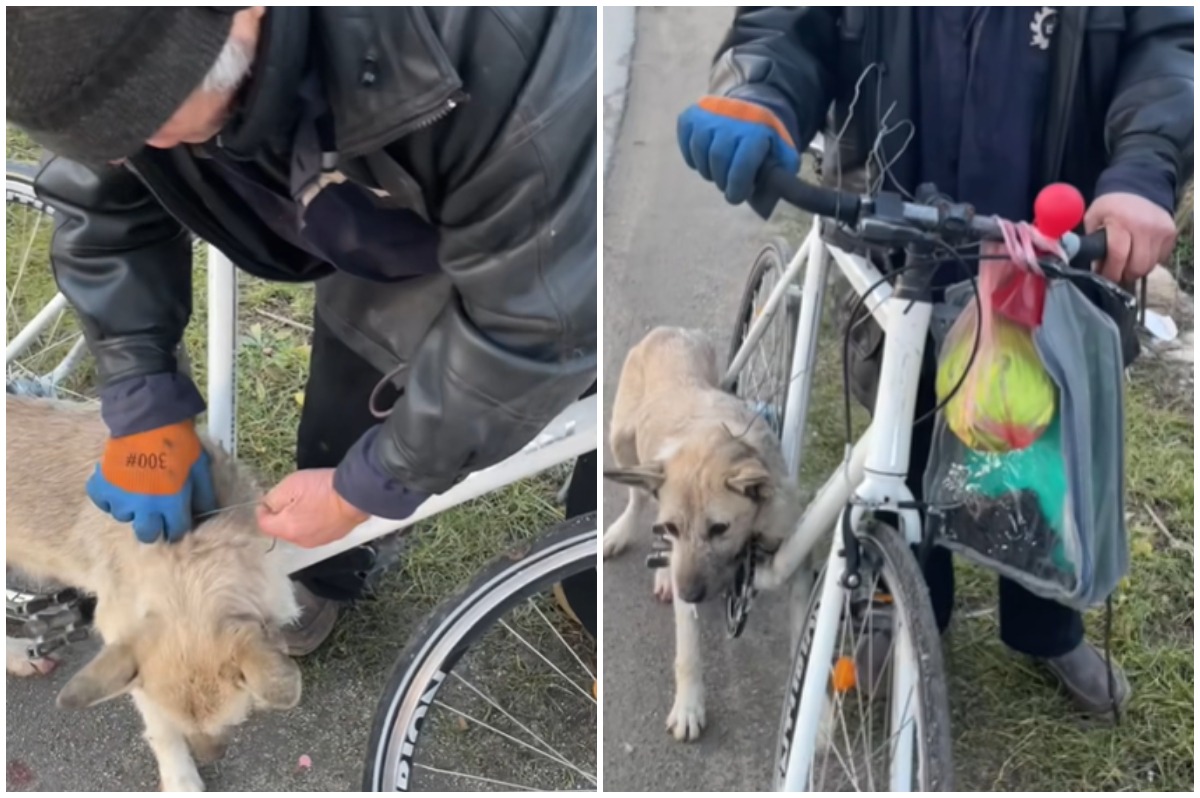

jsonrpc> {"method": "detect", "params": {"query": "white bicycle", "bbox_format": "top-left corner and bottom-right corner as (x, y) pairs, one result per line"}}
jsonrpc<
(6, 161), (598, 792)
(722, 161), (1112, 791)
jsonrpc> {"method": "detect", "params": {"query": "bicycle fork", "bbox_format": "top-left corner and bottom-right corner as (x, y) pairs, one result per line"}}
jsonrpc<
(782, 281), (932, 791)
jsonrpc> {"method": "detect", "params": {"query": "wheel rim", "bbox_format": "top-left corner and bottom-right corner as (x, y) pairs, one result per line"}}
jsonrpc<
(782, 536), (927, 791)
(372, 530), (597, 792)
(733, 250), (798, 438)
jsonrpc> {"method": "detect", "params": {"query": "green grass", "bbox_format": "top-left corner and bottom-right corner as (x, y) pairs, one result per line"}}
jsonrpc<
(769, 203), (1194, 792)
(6, 128), (594, 788)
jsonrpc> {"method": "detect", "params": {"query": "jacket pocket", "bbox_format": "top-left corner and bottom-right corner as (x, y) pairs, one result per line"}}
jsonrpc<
(314, 271), (452, 377)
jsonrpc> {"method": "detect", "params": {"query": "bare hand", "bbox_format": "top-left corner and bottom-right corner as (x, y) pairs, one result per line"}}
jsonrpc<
(1084, 192), (1177, 285)
(256, 469), (369, 548)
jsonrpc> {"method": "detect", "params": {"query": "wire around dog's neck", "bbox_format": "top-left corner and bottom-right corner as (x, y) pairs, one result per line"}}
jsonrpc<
(195, 499), (265, 519)
(194, 500), (280, 552)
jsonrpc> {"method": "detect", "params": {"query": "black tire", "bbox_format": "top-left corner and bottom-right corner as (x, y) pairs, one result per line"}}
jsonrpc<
(362, 513), (597, 792)
(7, 161), (42, 208)
(774, 522), (954, 791)
(727, 238), (800, 439)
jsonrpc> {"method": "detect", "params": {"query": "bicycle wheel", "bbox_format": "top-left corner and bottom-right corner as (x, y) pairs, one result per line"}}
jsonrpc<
(363, 513), (597, 792)
(727, 238), (800, 441)
(775, 522), (953, 791)
(6, 161), (95, 400)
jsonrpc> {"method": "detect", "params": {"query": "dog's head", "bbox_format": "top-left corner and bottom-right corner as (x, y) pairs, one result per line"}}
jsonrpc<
(56, 614), (301, 762)
(54, 504), (302, 764)
(606, 433), (775, 603)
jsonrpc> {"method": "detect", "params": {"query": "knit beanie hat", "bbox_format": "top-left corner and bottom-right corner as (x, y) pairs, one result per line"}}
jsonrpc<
(6, 7), (241, 164)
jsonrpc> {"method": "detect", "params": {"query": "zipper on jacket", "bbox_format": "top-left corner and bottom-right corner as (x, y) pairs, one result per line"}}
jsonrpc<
(1043, 8), (1086, 183)
(393, 90), (469, 140)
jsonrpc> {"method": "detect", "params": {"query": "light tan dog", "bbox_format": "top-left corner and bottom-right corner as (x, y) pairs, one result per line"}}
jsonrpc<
(603, 327), (799, 741)
(5, 394), (302, 792)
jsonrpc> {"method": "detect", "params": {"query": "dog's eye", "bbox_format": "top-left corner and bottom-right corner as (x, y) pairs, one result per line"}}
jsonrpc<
(708, 522), (729, 537)
(653, 522), (679, 537)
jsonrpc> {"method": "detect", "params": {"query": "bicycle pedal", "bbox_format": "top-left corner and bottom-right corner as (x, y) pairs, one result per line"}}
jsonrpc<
(647, 533), (670, 569)
(725, 543), (759, 639)
(8, 586), (96, 660)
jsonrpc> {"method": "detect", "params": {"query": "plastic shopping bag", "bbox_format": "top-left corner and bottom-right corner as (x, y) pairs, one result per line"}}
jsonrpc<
(925, 221), (1130, 610)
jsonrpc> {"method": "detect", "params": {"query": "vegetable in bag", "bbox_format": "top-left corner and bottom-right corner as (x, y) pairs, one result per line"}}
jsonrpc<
(935, 248), (1056, 453)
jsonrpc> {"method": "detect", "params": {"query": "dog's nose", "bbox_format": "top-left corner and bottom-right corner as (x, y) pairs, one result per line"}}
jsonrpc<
(678, 583), (706, 603)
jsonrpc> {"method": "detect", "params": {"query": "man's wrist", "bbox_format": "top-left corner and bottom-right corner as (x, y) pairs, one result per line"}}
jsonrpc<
(1094, 162), (1177, 216)
(333, 426), (430, 521)
(99, 372), (206, 437)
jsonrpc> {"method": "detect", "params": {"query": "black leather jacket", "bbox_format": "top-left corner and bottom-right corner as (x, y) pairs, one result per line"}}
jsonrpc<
(711, 6), (1193, 211)
(34, 7), (597, 495)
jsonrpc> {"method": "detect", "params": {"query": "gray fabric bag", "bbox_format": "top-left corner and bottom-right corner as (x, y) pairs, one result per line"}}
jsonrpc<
(924, 279), (1130, 610)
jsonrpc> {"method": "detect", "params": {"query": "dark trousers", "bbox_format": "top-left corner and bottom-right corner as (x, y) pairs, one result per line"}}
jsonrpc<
(291, 312), (598, 636)
(846, 280), (1082, 658)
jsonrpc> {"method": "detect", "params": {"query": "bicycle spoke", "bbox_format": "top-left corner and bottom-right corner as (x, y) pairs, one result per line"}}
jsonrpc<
(805, 554), (928, 793)
(431, 700), (595, 784)
(412, 763), (548, 792)
(499, 620), (595, 704)
(447, 671), (594, 784)
(818, 710), (865, 792)
(865, 693), (918, 768)
(528, 600), (595, 682)
(832, 591), (863, 790)
(8, 209), (45, 322)
(8, 361), (95, 402)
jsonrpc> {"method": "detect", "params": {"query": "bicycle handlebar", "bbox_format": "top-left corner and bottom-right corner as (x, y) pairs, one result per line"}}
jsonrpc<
(761, 166), (1108, 270)
(762, 167), (862, 225)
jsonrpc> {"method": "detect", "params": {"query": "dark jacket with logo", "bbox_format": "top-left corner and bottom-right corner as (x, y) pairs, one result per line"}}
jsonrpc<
(710, 6), (1193, 213)
(34, 7), (597, 510)
(709, 6), (1191, 413)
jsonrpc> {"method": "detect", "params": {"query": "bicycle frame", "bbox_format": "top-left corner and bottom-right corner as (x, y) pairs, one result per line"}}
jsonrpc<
(723, 223), (929, 791)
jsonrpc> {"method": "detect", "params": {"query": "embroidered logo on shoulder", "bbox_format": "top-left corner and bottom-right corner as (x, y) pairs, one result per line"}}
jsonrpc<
(1030, 6), (1058, 51)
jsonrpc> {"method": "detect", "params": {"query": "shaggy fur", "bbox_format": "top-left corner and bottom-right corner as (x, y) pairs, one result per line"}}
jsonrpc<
(603, 327), (800, 742)
(6, 395), (301, 791)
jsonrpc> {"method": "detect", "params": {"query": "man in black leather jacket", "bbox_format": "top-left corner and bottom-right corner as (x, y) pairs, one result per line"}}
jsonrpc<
(678, 6), (1192, 717)
(6, 7), (598, 653)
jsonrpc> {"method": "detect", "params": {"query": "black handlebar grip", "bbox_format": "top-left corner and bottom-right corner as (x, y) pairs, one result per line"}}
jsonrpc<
(762, 166), (861, 225)
(1070, 229), (1107, 269)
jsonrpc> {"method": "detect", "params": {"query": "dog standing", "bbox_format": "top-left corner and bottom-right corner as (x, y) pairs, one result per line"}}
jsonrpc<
(6, 395), (302, 791)
(603, 327), (800, 741)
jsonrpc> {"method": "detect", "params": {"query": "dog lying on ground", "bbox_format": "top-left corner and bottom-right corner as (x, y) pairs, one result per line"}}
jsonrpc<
(5, 394), (302, 792)
(603, 327), (800, 741)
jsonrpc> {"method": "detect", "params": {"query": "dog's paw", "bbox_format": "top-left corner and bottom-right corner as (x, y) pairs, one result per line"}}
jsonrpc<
(160, 772), (205, 792)
(6, 654), (58, 677)
(653, 567), (673, 603)
(602, 522), (633, 559)
(666, 690), (706, 742)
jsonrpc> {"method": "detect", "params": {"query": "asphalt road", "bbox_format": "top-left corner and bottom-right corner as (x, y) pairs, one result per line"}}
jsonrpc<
(4, 631), (383, 791)
(601, 7), (798, 792)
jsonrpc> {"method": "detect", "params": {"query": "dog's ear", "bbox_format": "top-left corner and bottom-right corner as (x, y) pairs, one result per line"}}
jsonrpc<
(237, 636), (302, 710)
(726, 458), (773, 503)
(57, 643), (139, 709)
(603, 462), (665, 493)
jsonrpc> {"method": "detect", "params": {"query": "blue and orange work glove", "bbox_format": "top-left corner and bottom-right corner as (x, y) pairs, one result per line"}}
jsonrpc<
(86, 419), (218, 544)
(677, 95), (800, 206)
